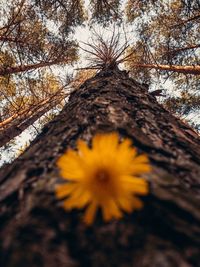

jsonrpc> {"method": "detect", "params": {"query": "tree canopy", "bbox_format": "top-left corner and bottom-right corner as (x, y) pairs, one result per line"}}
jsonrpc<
(0, 2), (200, 265)
(0, 0), (200, 165)
(125, 0), (200, 123)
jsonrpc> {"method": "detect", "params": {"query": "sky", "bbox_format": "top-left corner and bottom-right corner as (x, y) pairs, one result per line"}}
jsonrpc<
(0, 0), (200, 167)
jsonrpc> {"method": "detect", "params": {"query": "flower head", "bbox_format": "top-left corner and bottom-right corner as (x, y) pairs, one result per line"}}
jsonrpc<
(56, 133), (150, 225)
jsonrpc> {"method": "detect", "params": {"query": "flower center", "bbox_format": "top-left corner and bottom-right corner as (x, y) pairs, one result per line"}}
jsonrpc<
(95, 169), (110, 182)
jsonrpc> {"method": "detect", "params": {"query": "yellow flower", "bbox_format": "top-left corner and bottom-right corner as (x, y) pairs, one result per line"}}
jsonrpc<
(56, 132), (150, 225)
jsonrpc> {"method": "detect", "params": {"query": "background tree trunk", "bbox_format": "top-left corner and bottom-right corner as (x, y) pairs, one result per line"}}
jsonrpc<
(0, 67), (200, 267)
(0, 59), (70, 76)
(0, 92), (66, 147)
(131, 63), (200, 75)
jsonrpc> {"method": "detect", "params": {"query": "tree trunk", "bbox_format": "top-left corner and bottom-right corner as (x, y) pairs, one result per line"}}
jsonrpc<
(0, 67), (200, 267)
(0, 93), (66, 147)
(0, 58), (70, 76)
(132, 63), (200, 75)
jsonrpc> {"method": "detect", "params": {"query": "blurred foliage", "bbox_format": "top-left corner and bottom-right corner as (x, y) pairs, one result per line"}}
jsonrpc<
(89, 0), (122, 25)
(125, 0), (200, 121)
(0, 0), (82, 144)
(71, 69), (97, 89)
(164, 91), (200, 116)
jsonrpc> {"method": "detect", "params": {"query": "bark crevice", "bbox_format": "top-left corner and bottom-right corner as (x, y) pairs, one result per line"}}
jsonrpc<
(0, 67), (200, 267)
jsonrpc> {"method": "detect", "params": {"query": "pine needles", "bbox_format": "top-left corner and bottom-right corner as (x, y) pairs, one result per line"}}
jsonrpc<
(79, 27), (132, 70)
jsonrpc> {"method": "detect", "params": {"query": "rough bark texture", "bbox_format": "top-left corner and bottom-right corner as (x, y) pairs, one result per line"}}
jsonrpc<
(0, 67), (200, 267)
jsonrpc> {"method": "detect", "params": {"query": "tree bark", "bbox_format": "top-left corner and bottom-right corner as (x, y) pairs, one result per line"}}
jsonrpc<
(132, 63), (200, 75)
(0, 58), (70, 76)
(0, 67), (200, 267)
(0, 92), (66, 147)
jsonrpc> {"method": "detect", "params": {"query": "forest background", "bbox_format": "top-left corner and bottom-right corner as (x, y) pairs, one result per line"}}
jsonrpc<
(1, 1), (200, 266)
(0, 0), (200, 166)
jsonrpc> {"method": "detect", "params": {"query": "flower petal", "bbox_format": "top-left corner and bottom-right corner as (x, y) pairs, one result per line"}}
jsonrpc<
(101, 202), (113, 221)
(117, 195), (134, 213)
(57, 151), (84, 180)
(77, 140), (91, 157)
(56, 132), (151, 225)
(92, 132), (119, 153)
(121, 175), (149, 195)
(101, 199), (122, 221)
(108, 199), (123, 219)
(56, 183), (78, 198)
(84, 201), (98, 225)
(131, 196), (144, 209)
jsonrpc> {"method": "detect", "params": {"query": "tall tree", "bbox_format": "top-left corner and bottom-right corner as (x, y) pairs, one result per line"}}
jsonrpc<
(1, 0), (199, 157)
(0, 84), (69, 147)
(0, 0), (81, 74)
(0, 0), (85, 148)
(0, 37), (200, 267)
(0, 70), (72, 146)
(125, 0), (200, 120)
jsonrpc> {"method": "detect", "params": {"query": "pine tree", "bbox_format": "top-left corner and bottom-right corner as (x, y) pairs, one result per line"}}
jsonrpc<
(0, 0), (84, 148)
(0, 36), (200, 267)
(125, 0), (200, 119)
